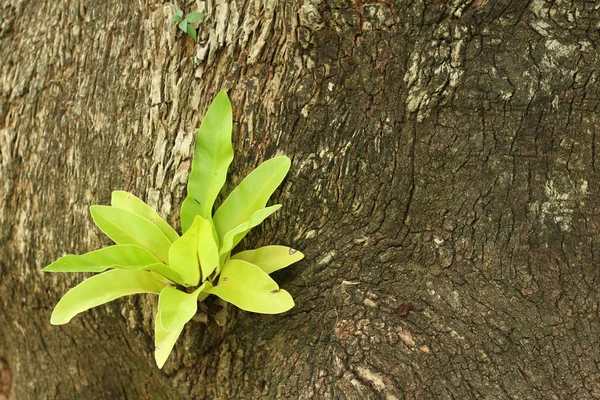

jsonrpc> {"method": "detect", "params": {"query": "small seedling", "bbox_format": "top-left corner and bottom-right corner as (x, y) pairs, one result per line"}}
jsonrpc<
(43, 91), (303, 368)
(171, 9), (205, 40)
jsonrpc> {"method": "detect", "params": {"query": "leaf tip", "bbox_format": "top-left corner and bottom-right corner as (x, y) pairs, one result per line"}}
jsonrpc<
(276, 155), (292, 166)
(50, 312), (68, 325)
(155, 352), (166, 369)
(291, 248), (305, 260)
(215, 89), (230, 101)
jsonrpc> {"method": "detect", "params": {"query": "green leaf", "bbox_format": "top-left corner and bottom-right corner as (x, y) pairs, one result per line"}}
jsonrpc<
(213, 156), (290, 242)
(205, 260), (294, 314)
(186, 25), (197, 40)
(43, 244), (160, 273)
(179, 198), (202, 234)
(171, 10), (184, 22)
(90, 205), (172, 264)
(185, 12), (205, 23)
(196, 216), (219, 281)
(219, 205), (281, 257)
(180, 91), (233, 232)
(158, 282), (212, 332)
(111, 191), (179, 243)
(178, 20), (188, 33)
(154, 281), (212, 368)
(155, 310), (184, 369)
(144, 264), (183, 285)
(231, 245), (304, 274)
(152, 272), (183, 287)
(168, 215), (217, 285)
(50, 270), (165, 325)
(42, 244), (184, 284)
(168, 217), (202, 286)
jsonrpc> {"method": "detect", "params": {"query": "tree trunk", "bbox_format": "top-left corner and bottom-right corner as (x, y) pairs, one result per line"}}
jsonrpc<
(2, 0), (600, 398)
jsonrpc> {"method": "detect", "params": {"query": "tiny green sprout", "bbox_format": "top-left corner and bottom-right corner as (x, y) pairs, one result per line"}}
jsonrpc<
(43, 91), (303, 368)
(171, 9), (205, 41)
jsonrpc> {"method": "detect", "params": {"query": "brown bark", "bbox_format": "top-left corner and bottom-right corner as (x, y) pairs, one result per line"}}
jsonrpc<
(2, 0), (600, 398)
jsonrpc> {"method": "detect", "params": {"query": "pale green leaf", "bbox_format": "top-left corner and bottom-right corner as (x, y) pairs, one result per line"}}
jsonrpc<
(231, 245), (304, 274)
(42, 244), (183, 284)
(180, 90), (233, 232)
(144, 264), (183, 285)
(43, 244), (160, 273)
(178, 20), (188, 32)
(172, 10), (184, 21)
(186, 25), (197, 40)
(154, 310), (184, 369)
(154, 281), (212, 368)
(111, 191), (179, 243)
(158, 282), (212, 332)
(179, 198), (203, 234)
(196, 216), (219, 281)
(168, 217), (201, 286)
(90, 206), (172, 263)
(197, 286), (211, 303)
(50, 270), (165, 325)
(205, 260), (294, 314)
(185, 12), (205, 23)
(219, 205), (281, 257)
(213, 156), (290, 242)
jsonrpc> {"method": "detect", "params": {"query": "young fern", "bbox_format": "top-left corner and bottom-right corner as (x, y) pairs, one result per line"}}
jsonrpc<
(43, 91), (303, 368)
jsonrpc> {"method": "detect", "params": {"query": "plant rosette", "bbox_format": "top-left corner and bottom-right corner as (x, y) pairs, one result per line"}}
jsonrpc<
(43, 91), (303, 368)
(171, 10), (205, 40)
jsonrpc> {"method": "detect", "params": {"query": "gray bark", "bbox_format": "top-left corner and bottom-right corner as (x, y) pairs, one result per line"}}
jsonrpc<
(2, 0), (600, 398)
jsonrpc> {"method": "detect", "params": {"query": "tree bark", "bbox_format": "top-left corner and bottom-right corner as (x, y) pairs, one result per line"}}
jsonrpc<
(2, 0), (600, 398)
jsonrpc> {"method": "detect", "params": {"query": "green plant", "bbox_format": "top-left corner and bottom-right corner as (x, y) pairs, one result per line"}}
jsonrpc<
(171, 9), (205, 40)
(43, 91), (303, 368)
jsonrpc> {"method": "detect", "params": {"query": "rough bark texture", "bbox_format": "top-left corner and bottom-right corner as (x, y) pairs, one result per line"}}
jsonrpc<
(2, 0), (600, 399)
